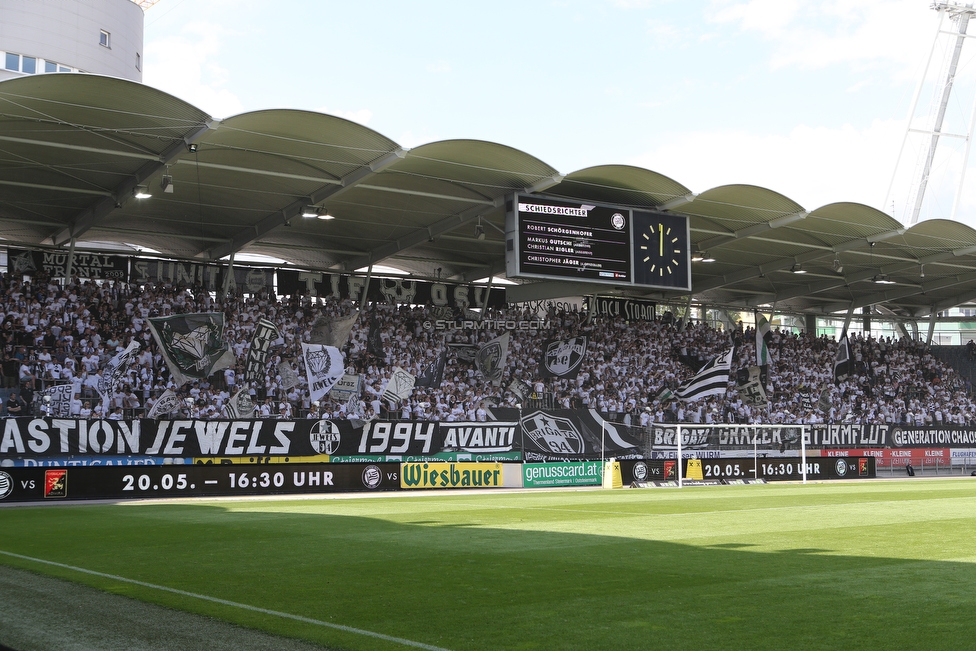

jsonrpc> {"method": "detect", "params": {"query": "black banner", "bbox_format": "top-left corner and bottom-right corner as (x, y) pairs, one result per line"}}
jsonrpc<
(588, 296), (657, 321)
(244, 319), (280, 383)
(494, 408), (643, 462)
(0, 462), (401, 502)
(808, 425), (976, 448)
(647, 424), (976, 451)
(0, 418), (521, 460)
(130, 259), (275, 293)
(277, 271), (505, 308)
(7, 248), (129, 280)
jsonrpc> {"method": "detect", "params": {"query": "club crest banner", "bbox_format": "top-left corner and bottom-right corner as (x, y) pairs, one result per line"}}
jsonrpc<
(225, 389), (256, 419)
(147, 389), (182, 419)
(148, 313), (235, 386)
(302, 343), (344, 402)
(475, 332), (509, 386)
(382, 367), (416, 405)
(540, 336), (588, 379)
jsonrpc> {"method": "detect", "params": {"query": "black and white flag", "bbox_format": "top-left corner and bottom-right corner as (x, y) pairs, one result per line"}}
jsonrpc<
(225, 387), (256, 419)
(148, 313), (235, 386)
(448, 343), (479, 363)
(382, 366), (416, 405)
(735, 365), (768, 406)
(475, 332), (509, 386)
(415, 347), (447, 389)
(309, 311), (359, 347)
(96, 340), (140, 407)
(39, 384), (73, 417)
(834, 331), (851, 383)
(508, 378), (533, 402)
(367, 317), (385, 357)
(278, 360), (301, 390)
(674, 347), (733, 402)
(539, 336), (588, 379)
(147, 388), (181, 419)
(302, 343), (344, 402)
(244, 318), (280, 383)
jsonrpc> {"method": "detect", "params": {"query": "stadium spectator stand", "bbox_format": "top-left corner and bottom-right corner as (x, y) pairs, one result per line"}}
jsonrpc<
(1, 269), (974, 426)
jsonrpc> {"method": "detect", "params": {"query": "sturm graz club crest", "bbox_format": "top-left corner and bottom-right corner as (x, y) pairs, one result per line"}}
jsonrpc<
(542, 337), (587, 378)
(835, 459), (848, 477)
(309, 420), (341, 454)
(362, 465), (382, 489)
(632, 461), (648, 482)
(521, 411), (585, 455)
(0, 471), (12, 500)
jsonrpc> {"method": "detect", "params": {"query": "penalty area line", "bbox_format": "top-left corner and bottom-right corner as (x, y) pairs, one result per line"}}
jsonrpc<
(0, 549), (452, 651)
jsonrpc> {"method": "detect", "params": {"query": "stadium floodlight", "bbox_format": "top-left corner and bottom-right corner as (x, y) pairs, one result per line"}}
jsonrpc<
(791, 263), (806, 274)
(700, 251), (716, 263)
(873, 273), (895, 284)
(160, 175), (174, 193)
(832, 258), (843, 273)
(691, 245), (705, 262)
(133, 185), (151, 199)
(301, 205), (320, 218)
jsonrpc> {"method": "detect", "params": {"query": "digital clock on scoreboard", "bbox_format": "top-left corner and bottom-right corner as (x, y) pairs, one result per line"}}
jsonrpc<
(632, 210), (691, 291)
(505, 194), (691, 290)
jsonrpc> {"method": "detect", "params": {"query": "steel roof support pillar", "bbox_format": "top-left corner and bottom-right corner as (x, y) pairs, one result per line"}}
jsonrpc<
(64, 238), (77, 284)
(927, 311), (938, 345)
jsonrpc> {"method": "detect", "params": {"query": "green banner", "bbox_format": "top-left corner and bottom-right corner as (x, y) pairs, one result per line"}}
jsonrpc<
(522, 462), (603, 488)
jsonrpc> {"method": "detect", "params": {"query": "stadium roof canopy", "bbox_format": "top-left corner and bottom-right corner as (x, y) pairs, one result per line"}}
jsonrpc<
(3, 74), (976, 320)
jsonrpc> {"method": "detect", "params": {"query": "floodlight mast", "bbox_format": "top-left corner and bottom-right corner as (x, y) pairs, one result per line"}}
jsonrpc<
(887, 2), (976, 225)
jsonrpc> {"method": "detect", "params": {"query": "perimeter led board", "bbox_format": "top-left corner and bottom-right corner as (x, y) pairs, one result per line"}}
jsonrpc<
(505, 194), (691, 291)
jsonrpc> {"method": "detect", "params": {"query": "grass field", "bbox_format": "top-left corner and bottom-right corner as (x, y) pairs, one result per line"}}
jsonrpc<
(2, 480), (976, 651)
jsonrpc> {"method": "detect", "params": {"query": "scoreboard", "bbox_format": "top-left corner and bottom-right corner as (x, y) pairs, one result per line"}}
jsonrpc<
(505, 193), (691, 291)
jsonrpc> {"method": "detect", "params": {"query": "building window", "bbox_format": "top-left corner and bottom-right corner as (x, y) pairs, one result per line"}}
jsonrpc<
(3, 53), (37, 74)
(43, 60), (73, 73)
(99, 30), (110, 48)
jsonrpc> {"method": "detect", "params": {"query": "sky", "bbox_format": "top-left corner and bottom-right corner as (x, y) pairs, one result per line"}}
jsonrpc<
(140, 0), (976, 228)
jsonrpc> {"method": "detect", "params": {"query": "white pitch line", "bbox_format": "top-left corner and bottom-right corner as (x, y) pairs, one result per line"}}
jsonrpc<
(0, 550), (452, 651)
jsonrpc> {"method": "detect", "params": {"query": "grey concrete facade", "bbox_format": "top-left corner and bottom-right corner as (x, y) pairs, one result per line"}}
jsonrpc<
(0, 0), (144, 82)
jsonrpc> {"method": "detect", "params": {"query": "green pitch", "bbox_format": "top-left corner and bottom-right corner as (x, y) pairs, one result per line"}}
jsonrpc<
(2, 480), (976, 651)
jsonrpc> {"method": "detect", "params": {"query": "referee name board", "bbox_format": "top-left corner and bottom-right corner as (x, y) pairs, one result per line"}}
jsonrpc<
(505, 193), (690, 290)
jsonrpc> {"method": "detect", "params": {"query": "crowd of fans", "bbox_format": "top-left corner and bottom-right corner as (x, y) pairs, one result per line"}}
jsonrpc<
(1, 269), (974, 428)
